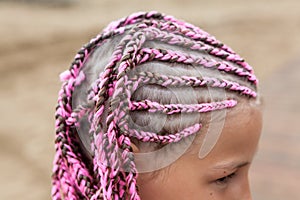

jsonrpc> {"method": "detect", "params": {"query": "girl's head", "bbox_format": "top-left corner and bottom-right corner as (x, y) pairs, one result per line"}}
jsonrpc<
(52, 11), (262, 200)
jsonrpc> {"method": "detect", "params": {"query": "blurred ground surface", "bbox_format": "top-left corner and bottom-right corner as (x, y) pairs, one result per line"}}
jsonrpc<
(0, 0), (299, 199)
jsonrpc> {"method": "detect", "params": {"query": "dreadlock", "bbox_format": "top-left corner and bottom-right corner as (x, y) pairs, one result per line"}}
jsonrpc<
(52, 11), (259, 200)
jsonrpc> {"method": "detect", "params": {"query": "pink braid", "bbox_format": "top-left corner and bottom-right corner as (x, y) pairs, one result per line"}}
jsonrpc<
(127, 72), (257, 97)
(130, 99), (238, 114)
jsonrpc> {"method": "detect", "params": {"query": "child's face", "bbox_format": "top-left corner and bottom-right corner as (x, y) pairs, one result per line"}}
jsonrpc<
(137, 103), (262, 200)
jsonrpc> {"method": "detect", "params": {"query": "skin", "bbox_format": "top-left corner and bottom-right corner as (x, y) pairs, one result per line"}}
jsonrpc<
(135, 102), (263, 200)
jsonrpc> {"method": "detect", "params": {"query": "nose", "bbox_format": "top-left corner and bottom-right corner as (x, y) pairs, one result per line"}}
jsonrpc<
(244, 191), (252, 200)
(243, 178), (252, 200)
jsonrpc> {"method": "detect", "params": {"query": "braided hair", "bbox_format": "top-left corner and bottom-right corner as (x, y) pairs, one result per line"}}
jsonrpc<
(52, 11), (259, 200)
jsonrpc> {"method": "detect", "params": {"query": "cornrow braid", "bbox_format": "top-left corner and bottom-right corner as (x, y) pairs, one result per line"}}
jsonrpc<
(136, 48), (257, 84)
(139, 26), (251, 72)
(129, 99), (238, 114)
(52, 11), (259, 200)
(126, 71), (257, 97)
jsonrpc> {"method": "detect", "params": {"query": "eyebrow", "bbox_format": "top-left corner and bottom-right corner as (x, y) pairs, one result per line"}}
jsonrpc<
(212, 161), (250, 170)
(211, 145), (260, 171)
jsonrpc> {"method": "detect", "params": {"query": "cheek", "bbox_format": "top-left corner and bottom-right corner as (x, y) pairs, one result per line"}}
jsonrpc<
(137, 164), (212, 200)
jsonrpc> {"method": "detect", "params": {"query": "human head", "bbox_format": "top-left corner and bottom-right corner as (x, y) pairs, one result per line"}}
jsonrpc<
(52, 11), (262, 200)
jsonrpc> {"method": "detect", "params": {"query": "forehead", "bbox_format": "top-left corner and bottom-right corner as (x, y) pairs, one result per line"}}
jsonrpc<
(189, 102), (262, 164)
(219, 103), (262, 153)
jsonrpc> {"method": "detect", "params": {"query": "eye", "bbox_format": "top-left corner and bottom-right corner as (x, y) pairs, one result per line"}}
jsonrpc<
(214, 172), (236, 186)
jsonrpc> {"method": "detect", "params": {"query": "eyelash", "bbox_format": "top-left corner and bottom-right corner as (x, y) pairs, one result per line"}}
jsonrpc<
(215, 172), (236, 186)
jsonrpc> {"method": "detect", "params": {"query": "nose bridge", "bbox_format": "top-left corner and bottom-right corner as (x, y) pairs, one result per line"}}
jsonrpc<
(243, 175), (252, 200)
(244, 190), (252, 200)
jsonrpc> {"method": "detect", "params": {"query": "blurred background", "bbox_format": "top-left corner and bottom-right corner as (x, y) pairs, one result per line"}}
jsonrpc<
(0, 0), (299, 199)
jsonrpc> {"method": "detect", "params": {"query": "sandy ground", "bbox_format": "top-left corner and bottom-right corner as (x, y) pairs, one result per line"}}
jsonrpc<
(0, 0), (300, 199)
